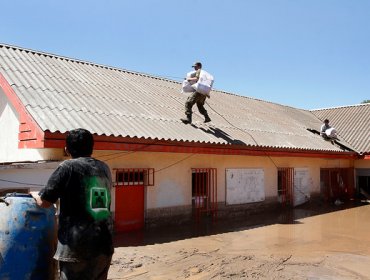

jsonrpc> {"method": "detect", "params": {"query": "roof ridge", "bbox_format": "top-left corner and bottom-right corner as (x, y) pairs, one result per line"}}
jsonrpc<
(311, 103), (369, 111)
(0, 42), (178, 85)
(211, 88), (309, 112)
(1, 43), (315, 113)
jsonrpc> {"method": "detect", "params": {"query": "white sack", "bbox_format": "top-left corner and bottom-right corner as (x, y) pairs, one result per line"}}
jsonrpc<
(192, 70), (214, 96)
(181, 71), (197, 93)
(182, 80), (196, 93)
(325, 127), (337, 138)
(192, 83), (212, 96)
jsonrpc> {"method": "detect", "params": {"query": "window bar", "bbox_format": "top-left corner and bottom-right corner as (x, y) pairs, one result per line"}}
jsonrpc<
(287, 168), (291, 206)
(207, 169), (210, 212)
(212, 168), (217, 221)
(205, 169), (209, 213)
(196, 168), (201, 220)
(284, 169), (288, 206)
(289, 168), (293, 206)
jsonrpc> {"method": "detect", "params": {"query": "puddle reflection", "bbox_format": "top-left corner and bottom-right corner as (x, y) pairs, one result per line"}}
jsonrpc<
(114, 200), (367, 248)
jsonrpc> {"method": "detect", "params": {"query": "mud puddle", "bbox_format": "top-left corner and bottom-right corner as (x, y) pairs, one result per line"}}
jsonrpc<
(109, 201), (370, 279)
(114, 200), (363, 247)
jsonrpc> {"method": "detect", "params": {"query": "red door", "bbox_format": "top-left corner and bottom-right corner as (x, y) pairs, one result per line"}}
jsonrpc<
(115, 184), (144, 232)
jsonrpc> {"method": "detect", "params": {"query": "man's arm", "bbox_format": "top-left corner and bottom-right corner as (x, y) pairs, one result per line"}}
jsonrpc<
(187, 69), (201, 82)
(320, 124), (326, 134)
(187, 76), (198, 82)
(30, 191), (54, 208)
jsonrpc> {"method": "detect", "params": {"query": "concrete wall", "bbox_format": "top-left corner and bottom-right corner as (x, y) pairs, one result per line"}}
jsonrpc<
(354, 159), (370, 169)
(0, 144), (358, 226)
(0, 162), (61, 192)
(98, 150), (353, 224)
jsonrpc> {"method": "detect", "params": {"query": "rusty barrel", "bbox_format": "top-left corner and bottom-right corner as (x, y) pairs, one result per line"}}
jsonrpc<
(0, 193), (56, 280)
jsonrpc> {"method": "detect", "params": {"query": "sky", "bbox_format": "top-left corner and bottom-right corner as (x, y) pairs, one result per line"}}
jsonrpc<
(1, 0), (369, 110)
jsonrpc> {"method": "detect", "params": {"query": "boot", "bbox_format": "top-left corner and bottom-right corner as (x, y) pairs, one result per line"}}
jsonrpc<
(204, 115), (211, 123)
(181, 115), (192, 124)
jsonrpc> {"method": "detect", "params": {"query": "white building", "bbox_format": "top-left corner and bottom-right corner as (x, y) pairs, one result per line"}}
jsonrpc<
(1, 44), (369, 230)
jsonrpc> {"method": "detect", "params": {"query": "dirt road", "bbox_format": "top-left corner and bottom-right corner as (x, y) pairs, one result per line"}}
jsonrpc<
(108, 203), (370, 279)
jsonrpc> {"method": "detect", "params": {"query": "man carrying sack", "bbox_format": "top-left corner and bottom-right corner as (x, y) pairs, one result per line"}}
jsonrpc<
(181, 62), (213, 124)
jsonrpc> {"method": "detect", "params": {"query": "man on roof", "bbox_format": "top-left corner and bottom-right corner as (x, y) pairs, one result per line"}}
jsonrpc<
(181, 62), (211, 124)
(320, 119), (338, 140)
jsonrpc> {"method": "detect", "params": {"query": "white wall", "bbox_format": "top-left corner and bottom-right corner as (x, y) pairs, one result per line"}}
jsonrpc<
(355, 159), (370, 169)
(0, 162), (60, 192)
(0, 90), (62, 163)
(98, 150), (353, 211)
(0, 147), (357, 218)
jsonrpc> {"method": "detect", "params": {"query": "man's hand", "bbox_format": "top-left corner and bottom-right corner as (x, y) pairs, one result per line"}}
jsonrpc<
(30, 191), (53, 208)
(187, 77), (198, 82)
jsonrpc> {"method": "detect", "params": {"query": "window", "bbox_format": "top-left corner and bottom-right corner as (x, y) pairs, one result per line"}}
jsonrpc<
(114, 168), (154, 186)
(320, 168), (354, 201)
(277, 168), (294, 206)
(191, 168), (217, 218)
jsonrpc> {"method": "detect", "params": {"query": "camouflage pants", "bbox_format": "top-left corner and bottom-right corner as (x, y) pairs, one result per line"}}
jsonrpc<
(185, 91), (208, 117)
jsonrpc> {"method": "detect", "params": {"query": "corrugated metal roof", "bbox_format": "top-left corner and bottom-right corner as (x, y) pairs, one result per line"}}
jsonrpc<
(312, 104), (370, 153)
(0, 43), (350, 153)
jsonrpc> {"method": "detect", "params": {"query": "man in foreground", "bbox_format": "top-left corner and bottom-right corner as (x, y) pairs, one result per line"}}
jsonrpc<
(33, 128), (114, 280)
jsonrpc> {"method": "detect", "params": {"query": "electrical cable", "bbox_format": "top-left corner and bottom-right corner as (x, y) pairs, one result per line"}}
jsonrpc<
(152, 154), (195, 174)
(96, 140), (161, 162)
(204, 101), (278, 168)
(0, 178), (44, 187)
(204, 101), (310, 200)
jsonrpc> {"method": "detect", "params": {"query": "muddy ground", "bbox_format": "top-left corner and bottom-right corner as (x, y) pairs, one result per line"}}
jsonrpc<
(108, 201), (370, 279)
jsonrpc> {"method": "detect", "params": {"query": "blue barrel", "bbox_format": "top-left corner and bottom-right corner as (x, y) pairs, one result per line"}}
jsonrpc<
(0, 193), (56, 280)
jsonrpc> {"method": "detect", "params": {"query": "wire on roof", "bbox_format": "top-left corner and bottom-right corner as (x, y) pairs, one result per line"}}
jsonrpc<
(205, 101), (278, 168)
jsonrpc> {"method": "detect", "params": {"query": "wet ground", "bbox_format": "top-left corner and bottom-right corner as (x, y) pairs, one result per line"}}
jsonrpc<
(113, 200), (363, 247)
(109, 200), (370, 279)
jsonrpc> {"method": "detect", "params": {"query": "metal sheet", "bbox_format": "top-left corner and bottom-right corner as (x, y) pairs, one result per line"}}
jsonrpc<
(226, 168), (265, 205)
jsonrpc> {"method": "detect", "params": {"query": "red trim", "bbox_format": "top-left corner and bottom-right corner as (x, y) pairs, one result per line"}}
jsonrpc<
(363, 155), (370, 160)
(43, 131), (357, 159)
(0, 73), (45, 148)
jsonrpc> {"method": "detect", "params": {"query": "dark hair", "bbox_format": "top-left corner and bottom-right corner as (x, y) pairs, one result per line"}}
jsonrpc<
(324, 119), (329, 123)
(192, 62), (202, 68)
(66, 128), (94, 158)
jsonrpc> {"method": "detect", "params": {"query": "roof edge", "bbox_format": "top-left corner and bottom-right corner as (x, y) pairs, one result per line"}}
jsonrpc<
(0, 72), (45, 148)
(41, 132), (358, 160)
(0, 43), (179, 85)
(311, 103), (369, 111)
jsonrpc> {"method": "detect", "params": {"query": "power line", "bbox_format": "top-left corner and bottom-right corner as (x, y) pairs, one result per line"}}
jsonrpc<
(0, 154), (197, 187)
(0, 178), (44, 187)
(153, 154), (195, 174)
(96, 140), (160, 162)
(205, 101), (278, 168)
(204, 102), (315, 198)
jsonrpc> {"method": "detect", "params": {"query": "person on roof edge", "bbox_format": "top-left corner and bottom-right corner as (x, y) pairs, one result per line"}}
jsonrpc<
(320, 118), (338, 140)
(320, 119), (331, 139)
(181, 62), (211, 124)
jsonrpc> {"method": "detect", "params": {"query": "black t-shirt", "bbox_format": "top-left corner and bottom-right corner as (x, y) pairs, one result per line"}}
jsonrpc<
(39, 157), (114, 261)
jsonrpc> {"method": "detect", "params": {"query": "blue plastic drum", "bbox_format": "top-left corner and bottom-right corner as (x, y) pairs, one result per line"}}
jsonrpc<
(0, 193), (56, 280)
